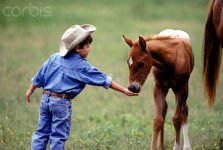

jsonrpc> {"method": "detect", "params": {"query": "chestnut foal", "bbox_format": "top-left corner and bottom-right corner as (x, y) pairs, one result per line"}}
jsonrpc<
(123, 29), (194, 150)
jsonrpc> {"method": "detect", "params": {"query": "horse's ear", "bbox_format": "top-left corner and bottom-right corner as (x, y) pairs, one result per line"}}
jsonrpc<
(139, 36), (147, 53)
(123, 35), (133, 47)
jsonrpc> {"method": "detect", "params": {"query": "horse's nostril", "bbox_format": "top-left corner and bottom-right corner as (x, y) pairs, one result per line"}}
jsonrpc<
(128, 84), (141, 93)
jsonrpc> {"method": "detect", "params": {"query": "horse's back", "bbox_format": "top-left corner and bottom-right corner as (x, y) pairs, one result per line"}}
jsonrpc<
(152, 30), (194, 88)
(159, 29), (191, 41)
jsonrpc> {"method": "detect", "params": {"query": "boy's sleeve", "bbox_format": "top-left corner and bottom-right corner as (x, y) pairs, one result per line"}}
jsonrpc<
(80, 65), (112, 89)
(32, 58), (51, 88)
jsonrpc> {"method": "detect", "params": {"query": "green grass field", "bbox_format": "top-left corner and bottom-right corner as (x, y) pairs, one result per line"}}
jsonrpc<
(0, 0), (223, 149)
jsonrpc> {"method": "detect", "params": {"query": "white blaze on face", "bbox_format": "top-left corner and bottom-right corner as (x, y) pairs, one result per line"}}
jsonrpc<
(129, 56), (133, 66)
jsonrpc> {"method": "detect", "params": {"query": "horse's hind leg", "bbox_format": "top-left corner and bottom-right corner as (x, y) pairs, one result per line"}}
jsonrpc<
(172, 93), (183, 150)
(150, 83), (168, 150)
(182, 97), (191, 149)
(172, 83), (191, 150)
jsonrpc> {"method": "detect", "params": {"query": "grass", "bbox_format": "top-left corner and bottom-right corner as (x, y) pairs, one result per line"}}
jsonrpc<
(0, 0), (223, 149)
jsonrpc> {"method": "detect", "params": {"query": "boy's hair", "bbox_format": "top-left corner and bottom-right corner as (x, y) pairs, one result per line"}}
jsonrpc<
(66, 35), (93, 56)
(78, 35), (93, 49)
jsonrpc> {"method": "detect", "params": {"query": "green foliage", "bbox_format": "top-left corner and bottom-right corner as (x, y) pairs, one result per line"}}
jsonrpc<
(1, 0), (223, 149)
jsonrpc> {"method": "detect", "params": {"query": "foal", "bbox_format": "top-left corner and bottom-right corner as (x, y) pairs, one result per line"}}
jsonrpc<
(123, 29), (194, 150)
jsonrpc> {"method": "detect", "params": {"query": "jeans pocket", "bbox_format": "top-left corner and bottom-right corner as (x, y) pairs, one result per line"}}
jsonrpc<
(51, 100), (68, 119)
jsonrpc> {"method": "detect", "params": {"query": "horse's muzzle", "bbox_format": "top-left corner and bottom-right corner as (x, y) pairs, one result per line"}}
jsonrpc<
(128, 84), (141, 93)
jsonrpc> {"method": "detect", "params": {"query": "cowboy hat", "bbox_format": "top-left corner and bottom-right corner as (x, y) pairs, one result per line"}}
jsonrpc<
(60, 24), (96, 56)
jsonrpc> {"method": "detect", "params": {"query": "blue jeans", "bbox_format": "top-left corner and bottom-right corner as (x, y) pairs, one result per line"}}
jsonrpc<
(31, 94), (72, 150)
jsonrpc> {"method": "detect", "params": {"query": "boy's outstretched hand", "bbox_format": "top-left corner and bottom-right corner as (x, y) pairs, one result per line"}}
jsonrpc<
(110, 81), (139, 96)
(123, 88), (139, 96)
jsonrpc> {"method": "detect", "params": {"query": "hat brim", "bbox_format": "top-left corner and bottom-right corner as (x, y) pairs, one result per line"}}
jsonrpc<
(59, 41), (68, 56)
(60, 24), (96, 57)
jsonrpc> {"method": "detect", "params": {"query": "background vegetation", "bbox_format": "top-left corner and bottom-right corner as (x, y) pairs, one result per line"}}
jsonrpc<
(0, 0), (223, 149)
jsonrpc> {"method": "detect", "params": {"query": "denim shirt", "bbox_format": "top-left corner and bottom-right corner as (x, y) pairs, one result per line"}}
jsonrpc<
(32, 52), (112, 99)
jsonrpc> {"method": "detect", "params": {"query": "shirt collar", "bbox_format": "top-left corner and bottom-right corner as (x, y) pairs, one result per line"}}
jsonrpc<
(67, 52), (87, 61)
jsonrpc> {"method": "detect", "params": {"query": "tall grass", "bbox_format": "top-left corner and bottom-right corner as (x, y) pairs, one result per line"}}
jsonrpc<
(0, 0), (223, 149)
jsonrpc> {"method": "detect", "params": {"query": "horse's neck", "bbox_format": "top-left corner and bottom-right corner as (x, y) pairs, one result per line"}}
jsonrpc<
(147, 39), (175, 70)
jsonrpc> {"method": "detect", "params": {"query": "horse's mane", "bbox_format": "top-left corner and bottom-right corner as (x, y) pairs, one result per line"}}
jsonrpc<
(133, 35), (174, 44)
(144, 35), (174, 41)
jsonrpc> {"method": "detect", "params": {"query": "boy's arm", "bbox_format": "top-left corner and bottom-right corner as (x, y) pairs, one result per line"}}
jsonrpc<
(26, 84), (37, 103)
(109, 81), (138, 96)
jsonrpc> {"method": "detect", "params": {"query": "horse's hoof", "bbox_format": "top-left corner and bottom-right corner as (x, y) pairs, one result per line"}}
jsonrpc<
(173, 146), (180, 150)
(183, 145), (192, 150)
(158, 147), (165, 150)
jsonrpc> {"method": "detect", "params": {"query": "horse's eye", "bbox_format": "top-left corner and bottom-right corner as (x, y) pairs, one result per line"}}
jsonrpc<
(138, 62), (144, 68)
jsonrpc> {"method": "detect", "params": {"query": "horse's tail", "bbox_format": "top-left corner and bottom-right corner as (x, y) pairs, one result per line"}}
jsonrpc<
(202, 0), (222, 109)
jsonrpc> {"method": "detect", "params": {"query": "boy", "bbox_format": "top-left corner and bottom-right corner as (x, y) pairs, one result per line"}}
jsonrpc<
(26, 24), (138, 150)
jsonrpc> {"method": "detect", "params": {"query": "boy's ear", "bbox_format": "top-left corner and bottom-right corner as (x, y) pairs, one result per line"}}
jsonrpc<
(75, 46), (80, 53)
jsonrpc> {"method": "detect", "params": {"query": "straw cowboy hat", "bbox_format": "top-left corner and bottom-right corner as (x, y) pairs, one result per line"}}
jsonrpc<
(60, 24), (96, 56)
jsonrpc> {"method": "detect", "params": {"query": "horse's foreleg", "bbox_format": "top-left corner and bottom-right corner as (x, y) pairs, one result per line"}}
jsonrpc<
(150, 83), (168, 150)
(150, 117), (164, 150)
